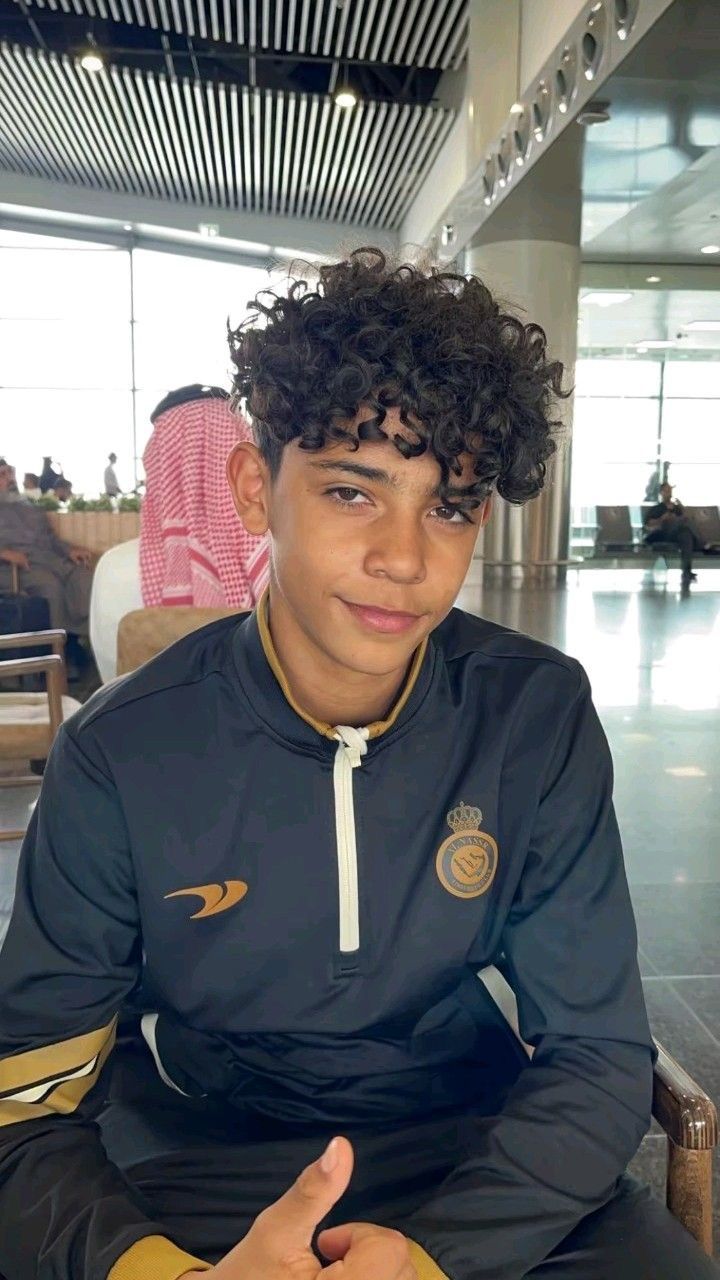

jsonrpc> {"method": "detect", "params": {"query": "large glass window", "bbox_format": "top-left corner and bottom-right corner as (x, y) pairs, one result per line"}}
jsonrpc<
(570, 353), (720, 553)
(131, 250), (269, 460)
(0, 229), (269, 496)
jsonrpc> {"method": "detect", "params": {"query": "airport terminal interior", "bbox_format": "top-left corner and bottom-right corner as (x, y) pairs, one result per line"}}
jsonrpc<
(1, 0), (719, 1264)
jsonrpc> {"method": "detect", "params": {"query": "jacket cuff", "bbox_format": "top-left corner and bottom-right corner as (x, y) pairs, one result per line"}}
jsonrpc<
(108, 1235), (212, 1280)
(407, 1238), (450, 1280)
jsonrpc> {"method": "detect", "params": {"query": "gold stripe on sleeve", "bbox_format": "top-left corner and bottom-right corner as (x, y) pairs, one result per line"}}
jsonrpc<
(0, 1017), (117, 1128)
(109, 1236), (211, 1280)
(406, 1239), (451, 1280)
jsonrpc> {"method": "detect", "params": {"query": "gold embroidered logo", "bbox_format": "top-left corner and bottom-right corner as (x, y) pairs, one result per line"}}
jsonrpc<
(436, 803), (498, 899)
(164, 880), (249, 919)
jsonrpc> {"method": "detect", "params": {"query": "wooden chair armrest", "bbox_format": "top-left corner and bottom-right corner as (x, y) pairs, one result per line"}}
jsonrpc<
(652, 1040), (719, 1150)
(0, 653), (65, 737)
(0, 629), (67, 651)
(0, 653), (64, 680)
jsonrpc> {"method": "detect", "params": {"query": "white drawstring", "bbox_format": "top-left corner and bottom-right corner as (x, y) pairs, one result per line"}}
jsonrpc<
(333, 726), (369, 953)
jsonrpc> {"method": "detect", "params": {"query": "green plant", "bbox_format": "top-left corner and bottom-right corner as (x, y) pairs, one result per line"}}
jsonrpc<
(68, 495), (89, 512)
(36, 495), (60, 511)
(88, 495), (115, 512)
(118, 494), (141, 512)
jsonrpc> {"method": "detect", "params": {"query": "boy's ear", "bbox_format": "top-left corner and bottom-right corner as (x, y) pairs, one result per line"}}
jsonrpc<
(226, 442), (271, 536)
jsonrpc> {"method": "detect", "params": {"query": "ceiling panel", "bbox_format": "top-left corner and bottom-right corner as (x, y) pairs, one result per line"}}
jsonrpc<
(0, 0), (465, 230)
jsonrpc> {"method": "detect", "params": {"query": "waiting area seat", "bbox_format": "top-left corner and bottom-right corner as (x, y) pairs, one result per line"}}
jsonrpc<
(0, 629), (82, 842)
(116, 605), (240, 676)
(592, 504), (720, 562)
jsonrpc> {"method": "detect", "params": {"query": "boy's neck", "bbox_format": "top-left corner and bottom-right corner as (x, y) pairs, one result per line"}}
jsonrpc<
(265, 589), (410, 729)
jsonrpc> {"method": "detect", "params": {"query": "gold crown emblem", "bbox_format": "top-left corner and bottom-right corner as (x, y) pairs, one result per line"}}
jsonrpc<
(447, 802), (483, 833)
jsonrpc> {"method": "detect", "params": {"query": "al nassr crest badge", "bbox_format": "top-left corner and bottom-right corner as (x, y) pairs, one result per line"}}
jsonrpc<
(436, 802), (498, 899)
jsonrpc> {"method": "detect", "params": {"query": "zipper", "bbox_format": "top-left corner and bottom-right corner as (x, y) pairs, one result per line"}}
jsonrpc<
(333, 725), (369, 955)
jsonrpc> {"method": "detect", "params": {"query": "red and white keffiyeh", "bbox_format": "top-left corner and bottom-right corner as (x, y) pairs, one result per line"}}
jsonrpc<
(140, 394), (270, 610)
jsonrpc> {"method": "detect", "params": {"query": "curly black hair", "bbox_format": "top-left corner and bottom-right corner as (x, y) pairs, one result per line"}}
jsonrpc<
(228, 247), (567, 508)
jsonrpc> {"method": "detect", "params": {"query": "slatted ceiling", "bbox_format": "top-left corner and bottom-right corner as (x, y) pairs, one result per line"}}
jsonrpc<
(18, 0), (468, 67)
(4, 46), (453, 227)
(1, 1), (464, 230)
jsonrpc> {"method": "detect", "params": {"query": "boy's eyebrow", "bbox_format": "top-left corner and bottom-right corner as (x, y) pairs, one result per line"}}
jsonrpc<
(308, 459), (485, 506)
(308, 459), (444, 500)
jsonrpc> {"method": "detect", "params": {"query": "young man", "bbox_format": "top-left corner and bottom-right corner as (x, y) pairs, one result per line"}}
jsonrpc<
(105, 452), (122, 498)
(643, 481), (702, 584)
(0, 250), (716, 1280)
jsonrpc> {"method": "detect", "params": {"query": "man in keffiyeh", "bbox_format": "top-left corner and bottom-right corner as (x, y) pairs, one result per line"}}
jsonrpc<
(139, 385), (270, 610)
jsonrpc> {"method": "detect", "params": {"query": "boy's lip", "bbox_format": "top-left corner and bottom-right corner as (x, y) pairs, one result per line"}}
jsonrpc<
(339, 598), (424, 634)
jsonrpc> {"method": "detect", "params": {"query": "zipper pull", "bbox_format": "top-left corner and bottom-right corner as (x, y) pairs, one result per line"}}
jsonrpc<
(334, 725), (369, 769)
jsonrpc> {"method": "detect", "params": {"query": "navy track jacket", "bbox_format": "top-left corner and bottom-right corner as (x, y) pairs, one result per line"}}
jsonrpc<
(0, 599), (655, 1280)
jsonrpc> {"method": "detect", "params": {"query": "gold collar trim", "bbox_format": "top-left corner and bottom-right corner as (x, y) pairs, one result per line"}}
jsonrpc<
(256, 589), (427, 741)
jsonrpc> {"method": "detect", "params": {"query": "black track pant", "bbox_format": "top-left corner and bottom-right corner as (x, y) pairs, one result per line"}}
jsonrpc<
(102, 1045), (719, 1280)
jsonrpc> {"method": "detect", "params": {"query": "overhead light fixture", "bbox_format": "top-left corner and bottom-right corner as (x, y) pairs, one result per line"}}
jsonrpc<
(700, 244), (720, 255)
(681, 320), (720, 331)
(78, 32), (105, 72)
(335, 87), (357, 109)
(510, 102), (523, 114)
(581, 290), (633, 307)
(198, 222), (219, 237)
(635, 339), (675, 349)
(334, 65), (357, 110)
(646, 275), (661, 283)
(122, 223), (133, 232)
(79, 49), (105, 73)
(636, 345), (648, 354)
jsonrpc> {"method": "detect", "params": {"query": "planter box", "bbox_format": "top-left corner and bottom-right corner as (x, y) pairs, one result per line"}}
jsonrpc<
(48, 511), (141, 554)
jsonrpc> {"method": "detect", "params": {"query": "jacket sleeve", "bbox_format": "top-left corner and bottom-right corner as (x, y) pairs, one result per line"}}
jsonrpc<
(0, 722), (211, 1280)
(404, 666), (655, 1280)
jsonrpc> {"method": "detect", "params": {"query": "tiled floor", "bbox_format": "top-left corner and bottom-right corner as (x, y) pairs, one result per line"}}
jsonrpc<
(2, 568), (719, 1249)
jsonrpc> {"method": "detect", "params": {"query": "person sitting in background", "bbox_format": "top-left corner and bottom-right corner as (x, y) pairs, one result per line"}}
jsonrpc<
(139, 383), (269, 609)
(50, 477), (73, 505)
(39, 455), (63, 494)
(23, 472), (42, 500)
(0, 457), (95, 676)
(104, 452), (121, 497)
(643, 482), (701, 585)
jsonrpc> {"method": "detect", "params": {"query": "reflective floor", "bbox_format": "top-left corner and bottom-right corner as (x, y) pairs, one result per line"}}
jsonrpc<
(1, 567), (719, 1246)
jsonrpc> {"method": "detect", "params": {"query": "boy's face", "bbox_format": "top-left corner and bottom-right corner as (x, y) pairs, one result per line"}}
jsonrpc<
(229, 407), (490, 679)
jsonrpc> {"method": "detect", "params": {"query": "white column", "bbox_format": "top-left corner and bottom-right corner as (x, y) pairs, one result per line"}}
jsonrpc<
(466, 125), (583, 578)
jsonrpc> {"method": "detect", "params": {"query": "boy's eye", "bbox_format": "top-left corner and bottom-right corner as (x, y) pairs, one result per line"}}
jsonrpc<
(327, 486), (368, 505)
(433, 505), (472, 525)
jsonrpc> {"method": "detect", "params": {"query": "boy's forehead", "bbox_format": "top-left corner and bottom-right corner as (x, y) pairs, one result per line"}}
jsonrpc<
(292, 408), (478, 487)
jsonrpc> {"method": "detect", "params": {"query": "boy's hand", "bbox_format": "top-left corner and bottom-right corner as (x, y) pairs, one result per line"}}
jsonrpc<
(180, 1136), (416, 1280)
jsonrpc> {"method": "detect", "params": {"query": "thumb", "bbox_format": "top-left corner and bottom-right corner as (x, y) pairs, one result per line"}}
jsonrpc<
(259, 1136), (354, 1249)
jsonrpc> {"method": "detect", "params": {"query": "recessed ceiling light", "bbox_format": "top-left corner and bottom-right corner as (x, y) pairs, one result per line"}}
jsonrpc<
(510, 102), (523, 113)
(646, 275), (661, 283)
(681, 320), (720, 331)
(334, 88), (357, 109)
(581, 291), (633, 307)
(636, 345), (648, 354)
(79, 51), (104, 72)
(122, 223), (132, 232)
(198, 222), (219, 237)
(700, 244), (720, 255)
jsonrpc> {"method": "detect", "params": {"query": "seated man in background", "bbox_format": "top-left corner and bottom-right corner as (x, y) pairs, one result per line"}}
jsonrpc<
(644, 481), (702, 585)
(23, 472), (43, 500)
(0, 457), (95, 672)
